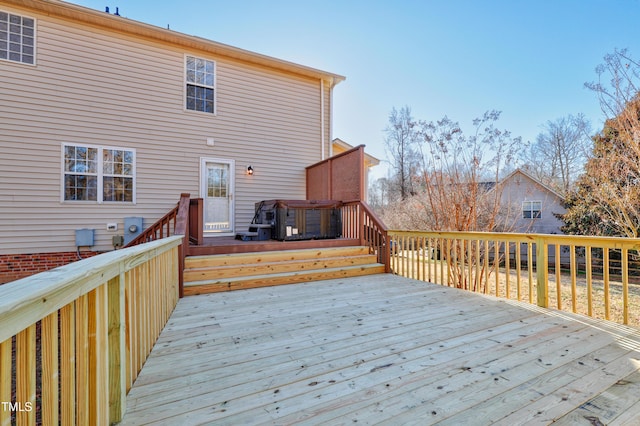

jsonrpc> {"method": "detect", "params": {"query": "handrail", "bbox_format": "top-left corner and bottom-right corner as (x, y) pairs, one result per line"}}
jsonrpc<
(174, 193), (191, 297)
(125, 193), (192, 297)
(341, 200), (390, 272)
(124, 193), (191, 248)
(387, 229), (640, 326)
(0, 236), (182, 425)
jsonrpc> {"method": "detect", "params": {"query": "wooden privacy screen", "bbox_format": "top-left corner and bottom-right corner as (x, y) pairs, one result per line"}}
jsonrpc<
(306, 145), (366, 201)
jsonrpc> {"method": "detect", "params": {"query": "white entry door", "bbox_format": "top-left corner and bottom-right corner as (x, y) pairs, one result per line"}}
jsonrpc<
(201, 158), (234, 235)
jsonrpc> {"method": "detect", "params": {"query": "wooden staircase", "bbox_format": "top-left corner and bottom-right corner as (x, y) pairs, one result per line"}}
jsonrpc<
(183, 246), (385, 295)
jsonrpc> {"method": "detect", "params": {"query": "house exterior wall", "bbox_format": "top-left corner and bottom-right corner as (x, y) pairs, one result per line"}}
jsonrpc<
(0, 1), (340, 256)
(499, 172), (566, 234)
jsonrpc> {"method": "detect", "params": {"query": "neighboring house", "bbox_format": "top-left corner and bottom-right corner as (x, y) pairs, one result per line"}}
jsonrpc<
(499, 168), (566, 234)
(0, 0), (345, 282)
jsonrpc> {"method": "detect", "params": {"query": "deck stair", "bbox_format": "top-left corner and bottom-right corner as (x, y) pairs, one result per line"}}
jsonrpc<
(183, 246), (385, 295)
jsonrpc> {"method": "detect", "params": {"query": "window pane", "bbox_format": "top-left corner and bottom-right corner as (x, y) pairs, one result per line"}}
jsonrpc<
(185, 56), (215, 113)
(64, 145), (132, 203)
(1, 13), (35, 65)
(64, 174), (97, 201)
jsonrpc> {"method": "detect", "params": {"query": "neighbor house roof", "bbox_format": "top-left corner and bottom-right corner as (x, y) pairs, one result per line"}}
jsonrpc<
(500, 168), (565, 201)
(8, 0), (346, 86)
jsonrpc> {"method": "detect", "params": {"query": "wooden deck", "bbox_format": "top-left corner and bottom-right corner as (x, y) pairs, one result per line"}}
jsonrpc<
(120, 274), (640, 425)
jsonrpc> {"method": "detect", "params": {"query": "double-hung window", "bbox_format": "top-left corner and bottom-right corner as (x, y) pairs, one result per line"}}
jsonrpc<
(522, 201), (542, 219)
(185, 55), (215, 113)
(0, 10), (35, 65)
(63, 144), (135, 203)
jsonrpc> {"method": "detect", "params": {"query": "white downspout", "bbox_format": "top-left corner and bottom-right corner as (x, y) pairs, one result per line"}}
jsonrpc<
(320, 78), (325, 160)
(328, 77), (334, 158)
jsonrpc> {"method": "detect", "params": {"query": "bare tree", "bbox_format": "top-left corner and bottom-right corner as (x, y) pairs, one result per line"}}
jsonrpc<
(367, 176), (392, 210)
(383, 106), (420, 200)
(411, 110), (521, 232)
(523, 114), (592, 194)
(379, 110), (522, 292)
(563, 49), (640, 238)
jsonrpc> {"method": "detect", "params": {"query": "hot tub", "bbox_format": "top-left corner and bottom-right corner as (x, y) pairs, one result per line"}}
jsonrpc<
(254, 200), (342, 241)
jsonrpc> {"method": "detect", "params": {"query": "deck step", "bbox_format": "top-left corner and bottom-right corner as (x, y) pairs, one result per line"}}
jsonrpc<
(183, 264), (386, 295)
(183, 246), (384, 295)
(184, 254), (377, 281)
(185, 246), (371, 269)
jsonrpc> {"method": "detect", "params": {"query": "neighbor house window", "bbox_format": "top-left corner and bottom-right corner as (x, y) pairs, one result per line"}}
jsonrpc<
(0, 11), (35, 65)
(522, 201), (542, 219)
(185, 55), (215, 113)
(63, 144), (135, 202)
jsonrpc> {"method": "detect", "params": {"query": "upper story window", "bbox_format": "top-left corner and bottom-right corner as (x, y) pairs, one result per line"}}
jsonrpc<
(522, 201), (542, 219)
(63, 144), (135, 203)
(185, 55), (216, 114)
(0, 11), (35, 65)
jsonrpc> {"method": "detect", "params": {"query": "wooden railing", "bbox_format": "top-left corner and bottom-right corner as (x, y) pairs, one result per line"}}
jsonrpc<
(125, 193), (202, 297)
(125, 193), (192, 247)
(388, 230), (640, 326)
(0, 236), (182, 425)
(341, 201), (390, 272)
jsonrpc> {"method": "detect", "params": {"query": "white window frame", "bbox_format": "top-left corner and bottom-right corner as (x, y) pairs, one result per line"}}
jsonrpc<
(184, 54), (216, 114)
(0, 10), (36, 65)
(522, 201), (542, 219)
(61, 143), (136, 204)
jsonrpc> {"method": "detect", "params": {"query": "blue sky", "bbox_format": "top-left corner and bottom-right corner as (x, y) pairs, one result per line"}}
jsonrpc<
(66, 0), (640, 178)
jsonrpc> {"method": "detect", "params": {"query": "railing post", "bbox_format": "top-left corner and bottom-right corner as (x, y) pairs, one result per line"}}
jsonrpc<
(358, 204), (365, 246)
(108, 270), (127, 423)
(536, 237), (549, 308)
(174, 193), (191, 298)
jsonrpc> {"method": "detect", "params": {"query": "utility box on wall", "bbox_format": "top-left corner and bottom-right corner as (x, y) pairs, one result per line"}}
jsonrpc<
(75, 228), (95, 247)
(124, 217), (144, 245)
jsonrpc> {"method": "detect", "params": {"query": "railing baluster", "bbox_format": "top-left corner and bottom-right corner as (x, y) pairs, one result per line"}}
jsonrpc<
(555, 243), (561, 310)
(516, 242), (522, 301)
(604, 248), (610, 320)
(76, 293), (90, 426)
(505, 241), (511, 299)
(60, 303), (76, 425)
(467, 239), (473, 291)
(527, 242), (533, 304)
(475, 240), (481, 293)
(16, 324), (36, 426)
(494, 241), (500, 297)
(446, 239), (451, 287)
(484, 240), (489, 294)
(570, 245), (577, 312)
(586, 246), (593, 317)
(42, 311), (59, 425)
(0, 338), (11, 426)
(452, 239), (458, 288)
(623, 247), (629, 325)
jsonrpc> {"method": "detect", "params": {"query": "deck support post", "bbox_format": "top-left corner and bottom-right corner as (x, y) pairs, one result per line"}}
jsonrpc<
(108, 270), (127, 422)
(536, 237), (549, 308)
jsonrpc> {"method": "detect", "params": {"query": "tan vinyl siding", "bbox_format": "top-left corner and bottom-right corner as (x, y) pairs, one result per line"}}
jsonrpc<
(0, 4), (334, 254)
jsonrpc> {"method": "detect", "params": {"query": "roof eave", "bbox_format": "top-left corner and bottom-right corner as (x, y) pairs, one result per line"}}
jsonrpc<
(9, 0), (346, 84)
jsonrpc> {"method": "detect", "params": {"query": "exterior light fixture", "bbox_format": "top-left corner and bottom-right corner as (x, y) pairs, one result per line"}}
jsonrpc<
(247, 165), (254, 175)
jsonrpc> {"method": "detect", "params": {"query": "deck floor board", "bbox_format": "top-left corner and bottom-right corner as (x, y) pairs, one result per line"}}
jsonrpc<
(120, 274), (640, 425)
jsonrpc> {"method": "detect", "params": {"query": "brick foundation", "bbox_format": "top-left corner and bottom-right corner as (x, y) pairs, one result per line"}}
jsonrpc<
(0, 251), (102, 284)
